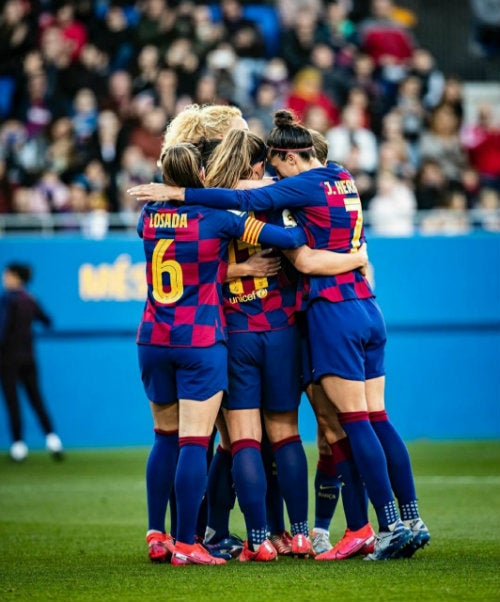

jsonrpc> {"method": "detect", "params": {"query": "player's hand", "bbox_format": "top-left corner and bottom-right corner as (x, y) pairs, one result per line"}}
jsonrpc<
(244, 249), (281, 277)
(127, 183), (185, 203)
(357, 242), (369, 276)
(127, 183), (168, 203)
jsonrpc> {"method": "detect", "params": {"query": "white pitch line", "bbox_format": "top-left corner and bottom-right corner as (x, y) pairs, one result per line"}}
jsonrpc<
(416, 476), (500, 485)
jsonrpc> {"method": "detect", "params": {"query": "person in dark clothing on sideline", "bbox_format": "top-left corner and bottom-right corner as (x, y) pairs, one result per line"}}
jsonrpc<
(0, 262), (63, 462)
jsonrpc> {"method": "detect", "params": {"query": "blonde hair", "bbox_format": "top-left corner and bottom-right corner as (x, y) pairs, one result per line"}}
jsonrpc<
(200, 105), (243, 139)
(309, 128), (328, 164)
(205, 129), (266, 189)
(160, 143), (204, 189)
(159, 103), (244, 162)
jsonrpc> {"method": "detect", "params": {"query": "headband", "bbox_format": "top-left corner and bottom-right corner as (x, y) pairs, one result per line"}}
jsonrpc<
(267, 146), (314, 153)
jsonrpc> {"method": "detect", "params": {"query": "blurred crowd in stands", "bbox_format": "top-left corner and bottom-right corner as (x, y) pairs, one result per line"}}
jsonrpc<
(0, 0), (500, 236)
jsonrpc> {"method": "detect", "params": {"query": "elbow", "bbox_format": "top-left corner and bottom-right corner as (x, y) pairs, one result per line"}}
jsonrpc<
(294, 257), (314, 275)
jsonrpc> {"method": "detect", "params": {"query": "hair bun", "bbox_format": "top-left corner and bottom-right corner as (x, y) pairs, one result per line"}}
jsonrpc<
(274, 109), (297, 127)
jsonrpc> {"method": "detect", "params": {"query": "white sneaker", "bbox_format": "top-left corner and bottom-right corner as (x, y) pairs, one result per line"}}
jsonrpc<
(311, 528), (332, 555)
(46, 433), (64, 459)
(364, 520), (413, 561)
(10, 441), (28, 462)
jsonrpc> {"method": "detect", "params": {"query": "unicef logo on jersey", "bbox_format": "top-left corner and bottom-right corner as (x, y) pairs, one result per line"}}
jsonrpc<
(229, 288), (268, 304)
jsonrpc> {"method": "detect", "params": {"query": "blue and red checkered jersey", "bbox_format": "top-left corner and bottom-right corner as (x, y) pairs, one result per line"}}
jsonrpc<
(185, 163), (374, 308)
(223, 208), (299, 333)
(136, 201), (307, 347)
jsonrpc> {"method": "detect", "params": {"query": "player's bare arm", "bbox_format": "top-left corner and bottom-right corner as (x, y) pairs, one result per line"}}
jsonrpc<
(225, 249), (281, 281)
(127, 183), (185, 203)
(285, 242), (369, 276)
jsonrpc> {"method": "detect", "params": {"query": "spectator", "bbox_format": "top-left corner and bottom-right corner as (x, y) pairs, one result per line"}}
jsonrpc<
(134, 0), (176, 52)
(45, 116), (79, 181)
(346, 85), (372, 128)
(280, 7), (331, 76)
(461, 101), (500, 190)
(27, 169), (70, 214)
(0, 157), (13, 213)
(303, 105), (332, 136)
(409, 47), (445, 111)
(0, 0), (36, 118)
(419, 103), (467, 184)
(473, 187), (500, 231)
(247, 82), (279, 133)
(15, 71), (66, 140)
(219, 0), (268, 107)
(53, 2), (88, 62)
(100, 70), (135, 125)
(324, 0), (358, 52)
(380, 109), (418, 176)
(154, 67), (179, 118)
(286, 66), (340, 127)
(116, 145), (156, 213)
(368, 170), (417, 236)
(394, 75), (425, 145)
(310, 42), (350, 107)
(461, 165), (482, 209)
(86, 109), (126, 211)
(358, 0), (416, 68)
(439, 75), (465, 123)
(358, 0), (416, 105)
(348, 52), (386, 128)
(71, 88), (99, 147)
(414, 158), (448, 211)
(131, 45), (161, 96)
(128, 103), (167, 164)
(469, 0), (500, 58)
(326, 104), (378, 174)
(163, 37), (201, 99)
(420, 188), (471, 235)
(90, 3), (134, 72)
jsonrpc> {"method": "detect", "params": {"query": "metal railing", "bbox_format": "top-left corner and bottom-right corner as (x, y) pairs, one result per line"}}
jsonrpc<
(0, 209), (499, 238)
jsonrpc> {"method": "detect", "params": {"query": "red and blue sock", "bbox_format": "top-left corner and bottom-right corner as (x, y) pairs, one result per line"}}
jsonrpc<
(175, 436), (210, 544)
(146, 428), (178, 533)
(338, 411), (399, 530)
(331, 437), (369, 531)
(314, 453), (341, 531)
(231, 439), (268, 550)
(272, 435), (309, 536)
(370, 410), (419, 520)
(205, 445), (236, 542)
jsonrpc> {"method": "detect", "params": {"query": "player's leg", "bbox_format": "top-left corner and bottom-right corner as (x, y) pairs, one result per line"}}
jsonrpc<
(138, 344), (178, 562)
(171, 343), (227, 566)
(366, 376), (430, 557)
(262, 326), (312, 558)
(308, 299), (411, 560)
(307, 383), (340, 554)
(224, 331), (276, 562)
(0, 361), (27, 461)
(262, 427), (292, 556)
(19, 360), (63, 458)
(203, 412), (243, 560)
(146, 400), (179, 562)
(311, 385), (373, 560)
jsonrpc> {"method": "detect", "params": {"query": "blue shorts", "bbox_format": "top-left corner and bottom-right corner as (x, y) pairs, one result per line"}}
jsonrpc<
(137, 342), (228, 403)
(224, 326), (302, 412)
(307, 298), (386, 382)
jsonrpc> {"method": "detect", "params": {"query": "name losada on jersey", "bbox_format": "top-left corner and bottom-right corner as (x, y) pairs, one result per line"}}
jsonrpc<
(149, 213), (188, 228)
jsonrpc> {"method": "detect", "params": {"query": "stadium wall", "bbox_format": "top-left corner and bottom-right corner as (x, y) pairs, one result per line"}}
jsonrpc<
(0, 233), (499, 450)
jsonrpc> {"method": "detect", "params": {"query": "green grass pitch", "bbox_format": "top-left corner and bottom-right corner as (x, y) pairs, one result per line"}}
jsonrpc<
(1, 441), (499, 602)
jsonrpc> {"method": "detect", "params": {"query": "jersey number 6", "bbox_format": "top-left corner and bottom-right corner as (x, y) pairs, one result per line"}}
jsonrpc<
(152, 239), (184, 304)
